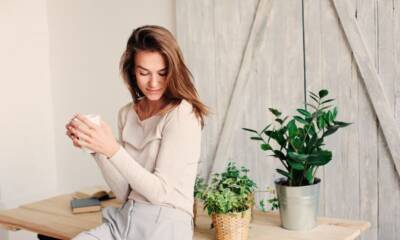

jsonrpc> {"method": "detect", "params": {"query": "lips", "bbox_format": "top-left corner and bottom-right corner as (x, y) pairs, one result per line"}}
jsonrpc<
(147, 88), (161, 93)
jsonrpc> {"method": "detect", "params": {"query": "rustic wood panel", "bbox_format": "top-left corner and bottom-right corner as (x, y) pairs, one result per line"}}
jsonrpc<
(354, 0), (379, 239)
(210, 0), (270, 175)
(176, 0), (218, 180)
(176, 0), (400, 239)
(376, 0), (400, 238)
(318, 0), (360, 223)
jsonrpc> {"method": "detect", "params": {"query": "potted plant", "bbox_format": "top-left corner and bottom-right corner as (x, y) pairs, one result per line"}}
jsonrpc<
(257, 186), (279, 212)
(193, 175), (207, 226)
(243, 89), (351, 230)
(202, 162), (257, 240)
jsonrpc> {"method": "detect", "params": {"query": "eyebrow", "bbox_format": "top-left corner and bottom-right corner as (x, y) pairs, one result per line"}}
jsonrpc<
(137, 65), (167, 72)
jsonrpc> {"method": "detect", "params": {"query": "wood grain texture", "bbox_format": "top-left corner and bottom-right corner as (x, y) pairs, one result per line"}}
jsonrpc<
(0, 194), (370, 240)
(176, 0), (399, 239)
(354, 0), (379, 239)
(332, 0), (400, 177)
(376, 0), (400, 238)
(209, 0), (274, 175)
(176, 0), (218, 179)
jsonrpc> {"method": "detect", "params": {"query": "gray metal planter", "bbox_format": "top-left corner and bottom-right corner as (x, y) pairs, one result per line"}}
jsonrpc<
(274, 177), (321, 231)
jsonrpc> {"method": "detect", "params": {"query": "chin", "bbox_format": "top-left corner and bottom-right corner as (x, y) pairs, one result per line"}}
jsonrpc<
(145, 94), (163, 101)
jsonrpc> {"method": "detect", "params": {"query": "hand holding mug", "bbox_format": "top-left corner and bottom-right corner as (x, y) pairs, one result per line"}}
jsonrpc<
(65, 113), (120, 158)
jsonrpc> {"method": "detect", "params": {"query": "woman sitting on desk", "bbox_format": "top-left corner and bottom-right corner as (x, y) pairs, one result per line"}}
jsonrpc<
(65, 25), (208, 240)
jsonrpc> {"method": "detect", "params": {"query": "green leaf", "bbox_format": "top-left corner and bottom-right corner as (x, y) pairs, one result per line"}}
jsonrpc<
(328, 111), (334, 124)
(297, 108), (311, 118)
(250, 136), (263, 141)
(309, 91), (319, 99)
(306, 133), (318, 152)
(291, 137), (304, 150)
(322, 125), (339, 137)
(273, 150), (286, 160)
(287, 159), (305, 170)
(305, 167), (314, 184)
(261, 124), (272, 133)
(288, 151), (308, 162)
(276, 169), (292, 179)
(265, 130), (285, 146)
(321, 98), (335, 104)
(281, 116), (289, 124)
(308, 150), (332, 166)
(260, 143), (272, 151)
(287, 120), (298, 138)
(275, 118), (283, 124)
(334, 121), (352, 128)
(310, 95), (320, 104)
(242, 128), (258, 134)
(319, 89), (329, 98)
(294, 116), (307, 124)
(269, 108), (282, 117)
(332, 107), (338, 119)
(317, 116), (326, 129)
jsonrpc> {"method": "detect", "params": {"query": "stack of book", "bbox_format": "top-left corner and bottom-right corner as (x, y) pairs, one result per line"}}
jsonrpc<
(70, 185), (115, 214)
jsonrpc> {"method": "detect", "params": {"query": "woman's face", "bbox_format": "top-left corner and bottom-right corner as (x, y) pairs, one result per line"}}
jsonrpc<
(134, 50), (168, 102)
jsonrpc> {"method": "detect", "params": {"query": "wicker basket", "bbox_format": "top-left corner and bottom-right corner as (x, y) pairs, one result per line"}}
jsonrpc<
(212, 208), (251, 240)
(248, 192), (255, 222)
(193, 199), (199, 227)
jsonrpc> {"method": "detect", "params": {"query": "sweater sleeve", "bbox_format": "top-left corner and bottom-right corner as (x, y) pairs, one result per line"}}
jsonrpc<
(107, 102), (202, 204)
(90, 103), (131, 202)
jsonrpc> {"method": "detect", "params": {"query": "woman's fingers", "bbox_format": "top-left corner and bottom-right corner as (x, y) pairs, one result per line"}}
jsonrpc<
(69, 126), (92, 143)
(69, 119), (93, 138)
(74, 114), (98, 130)
(66, 130), (82, 148)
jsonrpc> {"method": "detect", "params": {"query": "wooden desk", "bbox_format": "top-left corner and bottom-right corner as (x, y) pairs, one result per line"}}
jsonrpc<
(0, 194), (370, 239)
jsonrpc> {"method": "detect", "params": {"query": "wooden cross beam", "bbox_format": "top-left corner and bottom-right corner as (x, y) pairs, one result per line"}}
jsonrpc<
(332, 0), (400, 178)
(209, 0), (274, 177)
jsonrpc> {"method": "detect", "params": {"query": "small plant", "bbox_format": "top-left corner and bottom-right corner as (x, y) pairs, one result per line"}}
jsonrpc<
(258, 187), (279, 212)
(243, 89), (351, 186)
(194, 175), (207, 199)
(202, 162), (257, 215)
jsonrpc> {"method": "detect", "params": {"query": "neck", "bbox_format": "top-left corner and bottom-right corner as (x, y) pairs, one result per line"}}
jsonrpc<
(137, 98), (167, 115)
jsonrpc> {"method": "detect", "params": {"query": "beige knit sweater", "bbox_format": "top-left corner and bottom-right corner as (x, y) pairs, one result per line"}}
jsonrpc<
(91, 99), (202, 217)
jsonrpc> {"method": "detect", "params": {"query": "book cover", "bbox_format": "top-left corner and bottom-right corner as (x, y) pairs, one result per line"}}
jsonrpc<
(70, 198), (101, 214)
(73, 185), (115, 201)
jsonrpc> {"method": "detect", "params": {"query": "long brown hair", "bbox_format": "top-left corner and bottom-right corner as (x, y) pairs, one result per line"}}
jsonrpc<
(119, 25), (208, 128)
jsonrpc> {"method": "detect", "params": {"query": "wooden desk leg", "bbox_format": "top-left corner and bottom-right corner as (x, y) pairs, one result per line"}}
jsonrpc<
(37, 234), (61, 240)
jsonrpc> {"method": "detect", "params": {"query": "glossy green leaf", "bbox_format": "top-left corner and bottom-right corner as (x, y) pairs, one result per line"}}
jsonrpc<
(260, 143), (272, 151)
(250, 136), (263, 141)
(242, 128), (258, 134)
(276, 169), (292, 179)
(319, 89), (329, 98)
(288, 151), (308, 162)
(269, 108), (282, 117)
(297, 109), (311, 118)
(287, 120), (298, 138)
(305, 167), (314, 184)
(294, 116), (307, 124)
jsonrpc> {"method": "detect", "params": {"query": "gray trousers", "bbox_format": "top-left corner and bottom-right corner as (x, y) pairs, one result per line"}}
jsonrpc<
(72, 200), (193, 240)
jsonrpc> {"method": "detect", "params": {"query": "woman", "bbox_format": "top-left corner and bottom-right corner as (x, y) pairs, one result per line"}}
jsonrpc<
(66, 25), (208, 240)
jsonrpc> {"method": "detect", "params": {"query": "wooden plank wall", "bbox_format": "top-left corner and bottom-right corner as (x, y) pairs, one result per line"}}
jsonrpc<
(176, 0), (400, 239)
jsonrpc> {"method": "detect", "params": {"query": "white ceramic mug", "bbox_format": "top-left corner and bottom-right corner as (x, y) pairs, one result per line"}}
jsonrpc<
(72, 114), (101, 154)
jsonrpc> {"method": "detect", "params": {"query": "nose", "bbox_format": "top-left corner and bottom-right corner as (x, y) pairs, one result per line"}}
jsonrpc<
(149, 74), (161, 88)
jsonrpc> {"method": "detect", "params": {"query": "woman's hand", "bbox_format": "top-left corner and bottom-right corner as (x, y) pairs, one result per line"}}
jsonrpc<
(65, 113), (120, 158)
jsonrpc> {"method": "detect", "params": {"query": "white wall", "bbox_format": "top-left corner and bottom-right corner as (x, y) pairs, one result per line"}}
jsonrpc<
(0, 0), (175, 239)
(47, 0), (176, 195)
(0, 0), (59, 239)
